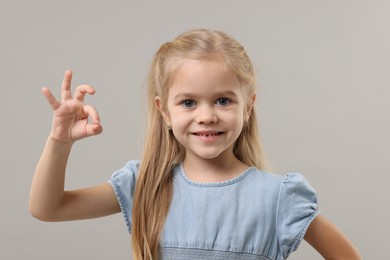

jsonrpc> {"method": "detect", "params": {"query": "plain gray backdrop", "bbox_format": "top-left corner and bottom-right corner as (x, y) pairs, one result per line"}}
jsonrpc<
(1, 0), (389, 259)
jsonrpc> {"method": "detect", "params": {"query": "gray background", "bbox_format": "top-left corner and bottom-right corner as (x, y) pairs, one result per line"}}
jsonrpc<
(1, 0), (389, 259)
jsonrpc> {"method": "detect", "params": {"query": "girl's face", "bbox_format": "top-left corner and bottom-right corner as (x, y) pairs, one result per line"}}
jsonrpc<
(156, 59), (254, 164)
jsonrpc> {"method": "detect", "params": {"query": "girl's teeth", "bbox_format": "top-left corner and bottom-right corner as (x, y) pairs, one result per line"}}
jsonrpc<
(198, 133), (218, 136)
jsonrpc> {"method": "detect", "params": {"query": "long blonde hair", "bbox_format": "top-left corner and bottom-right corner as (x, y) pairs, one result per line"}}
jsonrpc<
(131, 29), (268, 259)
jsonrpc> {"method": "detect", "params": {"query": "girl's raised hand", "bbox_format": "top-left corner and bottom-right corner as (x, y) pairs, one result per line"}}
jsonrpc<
(42, 70), (103, 143)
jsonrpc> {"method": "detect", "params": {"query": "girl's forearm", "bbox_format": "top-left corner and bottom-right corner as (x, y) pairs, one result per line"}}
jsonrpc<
(29, 137), (73, 221)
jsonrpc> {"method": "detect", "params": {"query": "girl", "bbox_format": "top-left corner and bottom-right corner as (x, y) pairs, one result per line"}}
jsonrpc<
(30, 29), (361, 259)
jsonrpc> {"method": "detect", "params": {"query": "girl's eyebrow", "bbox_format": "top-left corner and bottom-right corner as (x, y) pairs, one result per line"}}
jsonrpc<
(213, 90), (239, 97)
(173, 93), (194, 100)
(173, 90), (238, 100)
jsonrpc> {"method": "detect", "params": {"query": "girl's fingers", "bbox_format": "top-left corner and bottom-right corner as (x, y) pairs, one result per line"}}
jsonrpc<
(74, 84), (95, 101)
(61, 70), (73, 102)
(84, 104), (103, 136)
(83, 104), (101, 126)
(86, 122), (104, 137)
(42, 87), (61, 110)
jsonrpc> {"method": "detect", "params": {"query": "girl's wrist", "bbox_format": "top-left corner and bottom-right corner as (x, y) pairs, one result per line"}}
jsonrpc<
(47, 135), (75, 148)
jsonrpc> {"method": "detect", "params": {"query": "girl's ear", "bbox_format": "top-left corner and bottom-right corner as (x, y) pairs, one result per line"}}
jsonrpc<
(155, 96), (171, 126)
(245, 93), (256, 121)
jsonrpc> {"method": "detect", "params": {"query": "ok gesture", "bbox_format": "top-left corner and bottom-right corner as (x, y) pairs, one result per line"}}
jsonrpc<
(42, 70), (103, 143)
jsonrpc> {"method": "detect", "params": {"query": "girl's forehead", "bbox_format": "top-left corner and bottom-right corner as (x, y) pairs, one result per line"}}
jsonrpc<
(176, 58), (227, 72)
(167, 59), (242, 98)
(170, 59), (235, 85)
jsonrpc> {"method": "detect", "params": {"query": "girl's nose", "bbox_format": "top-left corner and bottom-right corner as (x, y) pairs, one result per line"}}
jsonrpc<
(195, 105), (218, 124)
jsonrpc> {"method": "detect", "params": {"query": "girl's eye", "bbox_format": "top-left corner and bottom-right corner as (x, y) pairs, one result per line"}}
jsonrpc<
(216, 98), (231, 106)
(181, 99), (196, 108)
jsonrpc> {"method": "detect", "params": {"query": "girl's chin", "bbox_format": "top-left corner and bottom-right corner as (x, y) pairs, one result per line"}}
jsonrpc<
(184, 149), (234, 162)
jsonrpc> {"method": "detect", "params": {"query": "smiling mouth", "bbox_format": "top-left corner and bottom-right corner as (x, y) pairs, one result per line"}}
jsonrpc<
(193, 132), (224, 137)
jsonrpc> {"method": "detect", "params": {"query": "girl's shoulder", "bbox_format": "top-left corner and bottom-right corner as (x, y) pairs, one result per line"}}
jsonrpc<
(110, 160), (140, 180)
(245, 168), (318, 204)
(250, 168), (315, 191)
(243, 168), (306, 188)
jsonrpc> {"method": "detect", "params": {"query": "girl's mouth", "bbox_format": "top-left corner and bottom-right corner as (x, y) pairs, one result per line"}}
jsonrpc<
(193, 131), (224, 137)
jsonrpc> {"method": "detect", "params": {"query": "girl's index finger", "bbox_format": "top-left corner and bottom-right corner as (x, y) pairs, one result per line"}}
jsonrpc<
(61, 69), (73, 102)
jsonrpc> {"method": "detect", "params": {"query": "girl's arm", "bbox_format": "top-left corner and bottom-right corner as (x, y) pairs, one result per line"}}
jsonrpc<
(29, 70), (120, 221)
(304, 214), (362, 260)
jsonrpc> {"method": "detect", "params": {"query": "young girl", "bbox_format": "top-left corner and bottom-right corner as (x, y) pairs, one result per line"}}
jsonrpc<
(30, 29), (361, 259)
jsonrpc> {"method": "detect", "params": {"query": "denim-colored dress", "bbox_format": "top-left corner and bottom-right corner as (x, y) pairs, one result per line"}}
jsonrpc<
(109, 160), (319, 260)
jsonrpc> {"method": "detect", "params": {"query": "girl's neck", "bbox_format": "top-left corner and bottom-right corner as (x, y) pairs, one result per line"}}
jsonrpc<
(182, 153), (249, 183)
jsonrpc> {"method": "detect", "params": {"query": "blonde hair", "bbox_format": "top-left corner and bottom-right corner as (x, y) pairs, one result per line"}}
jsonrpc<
(131, 29), (268, 259)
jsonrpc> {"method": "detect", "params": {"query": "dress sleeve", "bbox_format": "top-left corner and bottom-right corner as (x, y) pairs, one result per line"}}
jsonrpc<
(108, 160), (140, 234)
(276, 173), (319, 258)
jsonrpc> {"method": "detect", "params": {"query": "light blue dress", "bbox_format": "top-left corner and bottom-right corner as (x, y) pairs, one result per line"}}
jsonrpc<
(109, 160), (319, 260)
